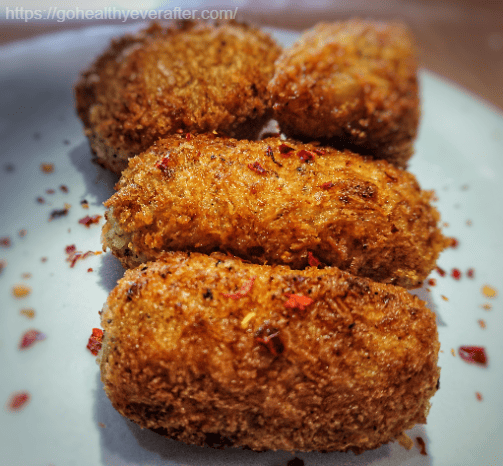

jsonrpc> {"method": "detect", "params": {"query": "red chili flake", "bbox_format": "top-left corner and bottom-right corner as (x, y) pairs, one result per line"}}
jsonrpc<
(284, 294), (314, 311)
(185, 133), (191, 140)
(87, 328), (103, 356)
(68, 250), (100, 268)
(6, 392), (30, 411)
(308, 252), (321, 267)
(60, 185), (69, 193)
(255, 326), (284, 356)
(65, 244), (76, 254)
(0, 237), (11, 247)
(40, 163), (54, 173)
(155, 156), (175, 176)
(467, 268), (475, 278)
(297, 149), (315, 162)
(222, 276), (256, 299)
(65, 244), (101, 268)
(427, 278), (436, 287)
(78, 214), (102, 228)
(87, 268), (93, 273)
(0, 259), (6, 274)
(458, 346), (488, 366)
(279, 143), (294, 155)
(436, 266), (446, 277)
(320, 181), (335, 190)
(248, 161), (267, 175)
(36, 196), (45, 204)
(451, 268), (462, 280)
(313, 149), (325, 155)
(476, 392), (483, 401)
(49, 207), (69, 221)
(449, 237), (459, 248)
(46, 189), (55, 195)
(19, 329), (46, 350)
(80, 199), (89, 209)
(416, 437), (427, 455)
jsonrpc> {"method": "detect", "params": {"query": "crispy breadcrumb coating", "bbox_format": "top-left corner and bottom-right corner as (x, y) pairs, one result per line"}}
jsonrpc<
(268, 19), (420, 168)
(75, 21), (281, 173)
(99, 251), (440, 453)
(102, 134), (447, 288)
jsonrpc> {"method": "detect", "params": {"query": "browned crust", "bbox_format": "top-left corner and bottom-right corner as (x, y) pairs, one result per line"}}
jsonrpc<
(268, 19), (420, 168)
(99, 251), (440, 453)
(102, 134), (448, 288)
(75, 21), (281, 173)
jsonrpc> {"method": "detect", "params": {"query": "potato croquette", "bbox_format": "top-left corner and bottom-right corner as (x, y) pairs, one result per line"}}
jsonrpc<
(99, 251), (440, 453)
(75, 21), (281, 173)
(102, 134), (447, 288)
(268, 19), (420, 168)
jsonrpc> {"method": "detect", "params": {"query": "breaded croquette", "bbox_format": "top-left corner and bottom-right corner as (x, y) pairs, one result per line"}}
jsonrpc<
(102, 134), (447, 288)
(75, 21), (281, 173)
(268, 19), (420, 168)
(99, 251), (441, 453)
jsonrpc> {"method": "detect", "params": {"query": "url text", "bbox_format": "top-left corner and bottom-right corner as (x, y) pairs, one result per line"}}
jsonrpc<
(5, 6), (239, 23)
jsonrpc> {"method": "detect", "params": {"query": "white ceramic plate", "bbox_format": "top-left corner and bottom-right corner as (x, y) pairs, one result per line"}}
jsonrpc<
(0, 25), (502, 466)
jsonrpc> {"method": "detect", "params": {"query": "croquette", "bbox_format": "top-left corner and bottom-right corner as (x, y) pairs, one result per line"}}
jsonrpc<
(75, 21), (281, 173)
(268, 19), (420, 168)
(102, 134), (448, 288)
(98, 251), (441, 453)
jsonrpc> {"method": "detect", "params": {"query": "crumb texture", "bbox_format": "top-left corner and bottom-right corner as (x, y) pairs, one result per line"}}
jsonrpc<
(103, 134), (447, 288)
(75, 21), (281, 173)
(100, 252), (441, 453)
(268, 19), (420, 168)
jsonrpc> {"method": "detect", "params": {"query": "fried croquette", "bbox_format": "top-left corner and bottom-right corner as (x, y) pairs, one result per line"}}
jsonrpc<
(99, 251), (440, 453)
(75, 21), (281, 173)
(102, 134), (447, 288)
(268, 19), (420, 168)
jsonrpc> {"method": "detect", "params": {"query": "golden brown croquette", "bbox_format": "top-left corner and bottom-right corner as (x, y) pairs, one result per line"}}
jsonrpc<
(268, 19), (420, 168)
(102, 134), (447, 288)
(99, 251), (441, 453)
(75, 21), (281, 173)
